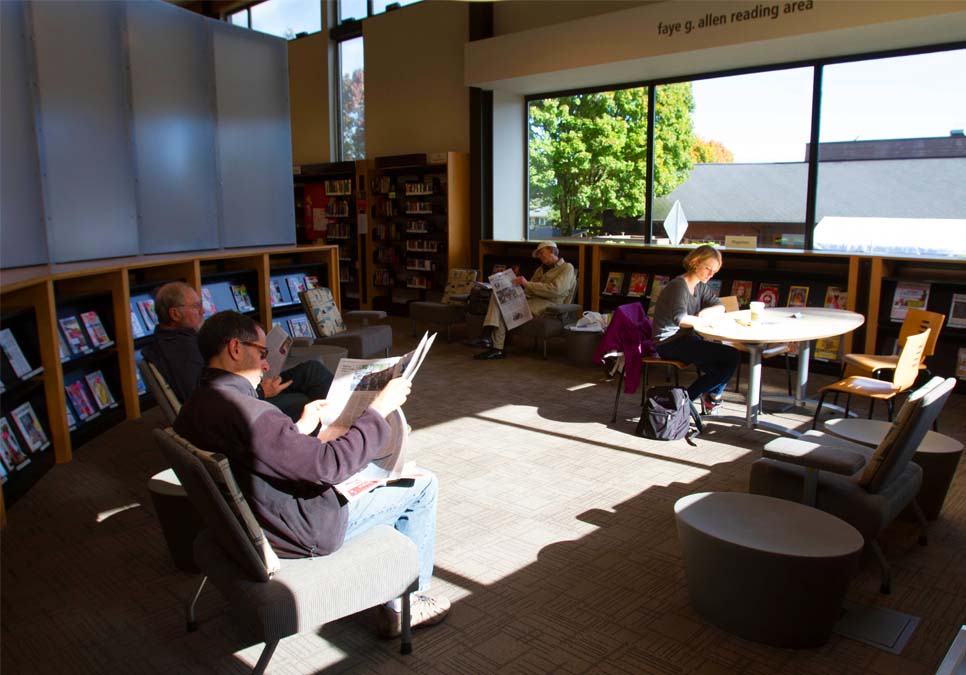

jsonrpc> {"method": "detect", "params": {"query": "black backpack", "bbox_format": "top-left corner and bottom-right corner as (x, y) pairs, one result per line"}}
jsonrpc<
(636, 387), (703, 446)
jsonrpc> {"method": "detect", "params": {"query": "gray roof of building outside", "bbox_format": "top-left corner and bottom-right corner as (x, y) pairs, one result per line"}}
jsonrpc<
(652, 158), (966, 222)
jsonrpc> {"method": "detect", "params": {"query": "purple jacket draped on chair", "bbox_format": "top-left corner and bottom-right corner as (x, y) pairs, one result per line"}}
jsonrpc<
(593, 303), (658, 394)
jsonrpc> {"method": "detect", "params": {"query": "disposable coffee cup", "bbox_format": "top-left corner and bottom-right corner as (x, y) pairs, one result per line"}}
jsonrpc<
(749, 301), (765, 321)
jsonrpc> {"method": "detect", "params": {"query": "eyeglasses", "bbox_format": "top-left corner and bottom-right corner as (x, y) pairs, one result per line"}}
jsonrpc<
(178, 302), (204, 311)
(239, 340), (268, 360)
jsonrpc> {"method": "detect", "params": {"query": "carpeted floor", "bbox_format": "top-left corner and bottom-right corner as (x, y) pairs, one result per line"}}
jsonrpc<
(3, 317), (965, 674)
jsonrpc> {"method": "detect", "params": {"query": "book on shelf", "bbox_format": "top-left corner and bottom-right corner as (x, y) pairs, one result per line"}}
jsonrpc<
(0, 417), (31, 471)
(80, 311), (113, 349)
(626, 272), (649, 298)
(647, 275), (671, 318)
(813, 336), (842, 362)
(269, 280), (285, 307)
(0, 456), (6, 482)
(303, 275), (320, 290)
(65, 402), (77, 430)
(65, 381), (98, 421)
(0, 328), (36, 379)
(730, 280), (753, 308)
(285, 276), (306, 301)
(85, 370), (117, 410)
(59, 316), (92, 355)
(707, 279), (722, 296)
(957, 347), (966, 379)
(298, 287), (346, 337)
(603, 271), (625, 295)
(201, 287), (218, 318)
(288, 316), (314, 338)
(948, 293), (966, 329)
(137, 299), (159, 332)
(11, 401), (49, 452)
(230, 284), (255, 312)
(58, 331), (71, 362)
(787, 285), (809, 308)
(264, 326), (293, 380)
(134, 362), (147, 396)
(130, 308), (147, 339)
(823, 286), (848, 310)
(756, 283), (780, 308)
(890, 281), (930, 322)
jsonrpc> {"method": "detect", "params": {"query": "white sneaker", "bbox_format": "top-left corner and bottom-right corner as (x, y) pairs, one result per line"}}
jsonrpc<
(377, 593), (451, 638)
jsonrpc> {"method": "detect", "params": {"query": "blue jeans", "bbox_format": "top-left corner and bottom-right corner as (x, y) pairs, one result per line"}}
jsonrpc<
(657, 333), (740, 400)
(344, 467), (438, 592)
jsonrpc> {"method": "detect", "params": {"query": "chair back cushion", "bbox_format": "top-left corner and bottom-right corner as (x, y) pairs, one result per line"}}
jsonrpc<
(299, 288), (347, 338)
(139, 359), (181, 424)
(153, 428), (275, 581)
(441, 268), (478, 305)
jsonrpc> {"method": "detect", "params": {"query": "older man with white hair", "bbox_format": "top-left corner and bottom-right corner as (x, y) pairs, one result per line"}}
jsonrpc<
(472, 240), (576, 360)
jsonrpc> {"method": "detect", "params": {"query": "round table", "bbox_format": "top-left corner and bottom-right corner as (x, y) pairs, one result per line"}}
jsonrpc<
(824, 418), (964, 520)
(693, 308), (864, 432)
(564, 325), (603, 367)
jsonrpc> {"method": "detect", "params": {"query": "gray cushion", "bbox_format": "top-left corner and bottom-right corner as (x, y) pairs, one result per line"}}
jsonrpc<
(410, 301), (467, 325)
(316, 324), (392, 359)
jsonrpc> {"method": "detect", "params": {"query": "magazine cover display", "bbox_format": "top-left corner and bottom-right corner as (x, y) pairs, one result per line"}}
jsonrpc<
(823, 286), (848, 310)
(441, 268), (478, 304)
(11, 402), (49, 452)
(285, 276), (307, 302)
(890, 281), (930, 322)
(59, 316), (92, 355)
(288, 316), (314, 338)
(134, 355), (148, 396)
(85, 370), (117, 410)
(958, 347), (966, 379)
(730, 280), (753, 308)
(814, 287), (850, 361)
(647, 275), (671, 318)
(707, 279), (722, 296)
(626, 272), (649, 298)
(230, 284), (255, 312)
(201, 287), (218, 318)
(58, 331), (71, 362)
(303, 275), (320, 290)
(65, 381), (98, 421)
(0, 328), (37, 379)
(948, 293), (966, 329)
(603, 271), (625, 295)
(787, 285), (809, 308)
(130, 309), (147, 339)
(269, 280), (285, 307)
(299, 288), (346, 337)
(0, 417), (31, 470)
(0, 457), (7, 482)
(137, 299), (159, 332)
(80, 311), (113, 348)
(66, 402), (78, 430)
(756, 283), (780, 308)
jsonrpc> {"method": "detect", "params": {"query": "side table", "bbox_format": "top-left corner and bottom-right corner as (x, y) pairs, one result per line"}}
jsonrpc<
(564, 325), (603, 367)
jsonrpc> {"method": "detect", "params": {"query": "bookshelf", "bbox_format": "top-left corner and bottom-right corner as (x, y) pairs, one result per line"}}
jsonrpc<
(0, 244), (339, 513)
(294, 161), (366, 310)
(365, 152), (470, 314)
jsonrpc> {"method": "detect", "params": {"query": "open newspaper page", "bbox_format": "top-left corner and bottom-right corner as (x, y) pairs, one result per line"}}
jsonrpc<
(488, 268), (532, 330)
(319, 331), (436, 501)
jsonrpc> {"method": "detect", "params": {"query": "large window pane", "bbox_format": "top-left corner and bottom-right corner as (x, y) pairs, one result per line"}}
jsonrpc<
(815, 50), (966, 257)
(339, 37), (365, 160)
(527, 87), (650, 239)
(653, 68), (813, 248)
(250, 0), (320, 39)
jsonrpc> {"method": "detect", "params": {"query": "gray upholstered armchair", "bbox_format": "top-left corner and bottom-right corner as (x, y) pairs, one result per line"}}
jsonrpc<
(299, 288), (392, 359)
(512, 276), (582, 360)
(749, 376), (955, 594)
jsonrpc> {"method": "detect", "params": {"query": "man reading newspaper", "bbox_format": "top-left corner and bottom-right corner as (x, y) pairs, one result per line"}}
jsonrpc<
(472, 240), (577, 360)
(174, 311), (449, 637)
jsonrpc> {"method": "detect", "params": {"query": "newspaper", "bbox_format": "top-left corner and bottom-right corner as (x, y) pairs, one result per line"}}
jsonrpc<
(488, 268), (533, 330)
(320, 331), (437, 501)
(264, 326), (293, 380)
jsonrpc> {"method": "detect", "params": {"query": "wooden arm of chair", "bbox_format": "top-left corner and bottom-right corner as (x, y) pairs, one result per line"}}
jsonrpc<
(763, 431), (868, 476)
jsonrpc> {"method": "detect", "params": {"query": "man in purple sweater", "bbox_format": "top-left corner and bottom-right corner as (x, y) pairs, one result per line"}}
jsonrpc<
(174, 310), (449, 637)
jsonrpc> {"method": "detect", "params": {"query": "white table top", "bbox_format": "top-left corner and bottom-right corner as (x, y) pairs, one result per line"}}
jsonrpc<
(693, 307), (864, 345)
(824, 418), (964, 454)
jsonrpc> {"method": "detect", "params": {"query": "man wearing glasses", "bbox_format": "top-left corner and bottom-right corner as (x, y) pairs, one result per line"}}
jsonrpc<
(174, 310), (449, 636)
(143, 282), (332, 421)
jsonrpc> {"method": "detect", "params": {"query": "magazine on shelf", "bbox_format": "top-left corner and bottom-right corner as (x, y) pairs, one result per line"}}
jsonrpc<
(65, 381), (98, 421)
(288, 316), (314, 338)
(814, 336), (842, 362)
(730, 280), (753, 308)
(756, 283), (780, 308)
(264, 326), (294, 380)
(303, 275), (320, 290)
(647, 275), (671, 318)
(137, 299), (159, 332)
(0, 417), (30, 471)
(134, 353), (147, 395)
(66, 402), (78, 431)
(626, 272), (649, 298)
(707, 279), (722, 296)
(957, 348), (966, 379)
(130, 309), (147, 339)
(823, 286), (848, 310)
(488, 268), (533, 331)
(787, 285), (809, 308)
(0, 328), (36, 379)
(80, 311), (113, 349)
(11, 402), (49, 452)
(0, 458), (6, 482)
(58, 331), (71, 362)
(602, 271), (625, 296)
(948, 293), (966, 329)
(323, 331), (437, 502)
(285, 276), (306, 301)
(59, 316), (92, 355)
(230, 284), (255, 312)
(85, 370), (117, 410)
(890, 281), (930, 322)
(269, 280), (284, 307)
(201, 287), (218, 318)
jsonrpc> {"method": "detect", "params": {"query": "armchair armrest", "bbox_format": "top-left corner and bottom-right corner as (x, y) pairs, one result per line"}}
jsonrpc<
(763, 431), (868, 476)
(345, 310), (387, 326)
(448, 293), (471, 303)
(545, 303), (583, 317)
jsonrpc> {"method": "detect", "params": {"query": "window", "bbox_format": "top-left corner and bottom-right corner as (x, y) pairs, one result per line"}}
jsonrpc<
(226, 0), (321, 39)
(338, 37), (365, 160)
(335, 0), (422, 25)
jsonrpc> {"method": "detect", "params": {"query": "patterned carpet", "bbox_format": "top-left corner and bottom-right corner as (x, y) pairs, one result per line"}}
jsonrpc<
(3, 317), (965, 674)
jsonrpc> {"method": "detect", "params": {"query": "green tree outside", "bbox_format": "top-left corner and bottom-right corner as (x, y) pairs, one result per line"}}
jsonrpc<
(528, 83), (701, 237)
(341, 69), (365, 160)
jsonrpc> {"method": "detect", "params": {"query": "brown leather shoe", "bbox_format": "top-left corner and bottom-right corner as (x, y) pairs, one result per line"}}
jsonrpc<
(473, 348), (505, 360)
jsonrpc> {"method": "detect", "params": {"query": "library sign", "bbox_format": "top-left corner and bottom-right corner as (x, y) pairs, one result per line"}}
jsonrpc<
(657, 1), (814, 38)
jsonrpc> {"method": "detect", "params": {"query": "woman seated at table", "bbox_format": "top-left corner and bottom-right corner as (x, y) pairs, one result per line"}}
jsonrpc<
(652, 245), (740, 414)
